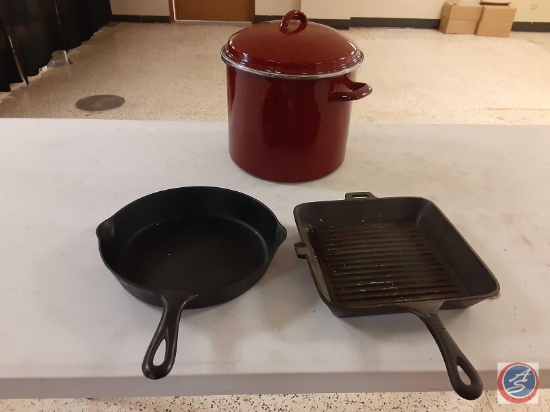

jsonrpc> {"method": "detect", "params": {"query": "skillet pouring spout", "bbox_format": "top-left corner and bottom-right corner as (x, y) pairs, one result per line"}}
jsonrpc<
(275, 223), (288, 247)
(96, 218), (115, 242)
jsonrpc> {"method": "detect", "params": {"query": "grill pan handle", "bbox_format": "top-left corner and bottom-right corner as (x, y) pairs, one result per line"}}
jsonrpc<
(345, 192), (377, 200)
(142, 292), (198, 379)
(396, 301), (483, 400)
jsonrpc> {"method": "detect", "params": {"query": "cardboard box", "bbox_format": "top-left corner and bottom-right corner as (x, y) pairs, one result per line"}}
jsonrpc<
(476, 5), (516, 36)
(476, 21), (514, 37)
(479, 5), (516, 22)
(441, 0), (483, 21)
(440, 17), (478, 34)
(440, 0), (482, 34)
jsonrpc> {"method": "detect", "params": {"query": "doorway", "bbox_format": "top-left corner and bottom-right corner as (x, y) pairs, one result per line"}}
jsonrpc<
(171, 0), (254, 22)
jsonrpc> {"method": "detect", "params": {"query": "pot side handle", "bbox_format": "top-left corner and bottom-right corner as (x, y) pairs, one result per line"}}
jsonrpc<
(329, 82), (372, 102)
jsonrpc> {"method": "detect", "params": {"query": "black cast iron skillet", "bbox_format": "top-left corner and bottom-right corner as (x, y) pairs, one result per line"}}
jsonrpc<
(293, 192), (499, 400)
(97, 187), (286, 380)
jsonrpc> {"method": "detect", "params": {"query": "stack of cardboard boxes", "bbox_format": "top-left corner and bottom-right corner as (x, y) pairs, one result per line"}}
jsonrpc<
(440, 0), (482, 35)
(439, 1), (517, 38)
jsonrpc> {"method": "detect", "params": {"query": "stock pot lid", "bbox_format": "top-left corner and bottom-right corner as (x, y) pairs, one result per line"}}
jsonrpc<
(221, 10), (364, 79)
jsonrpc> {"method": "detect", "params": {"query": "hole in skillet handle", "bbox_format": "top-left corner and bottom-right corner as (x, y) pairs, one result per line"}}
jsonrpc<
(344, 192), (378, 200)
(458, 364), (472, 386)
(396, 301), (484, 400)
(153, 337), (167, 366)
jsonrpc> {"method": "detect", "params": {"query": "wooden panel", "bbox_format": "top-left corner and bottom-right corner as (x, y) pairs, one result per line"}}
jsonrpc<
(173, 0), (254, 22)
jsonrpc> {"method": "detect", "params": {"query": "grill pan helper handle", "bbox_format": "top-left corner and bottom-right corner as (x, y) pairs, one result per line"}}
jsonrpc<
(345, 192), (377, 200)
(142, 292), (198, 379)
(396, 301), (483, 400)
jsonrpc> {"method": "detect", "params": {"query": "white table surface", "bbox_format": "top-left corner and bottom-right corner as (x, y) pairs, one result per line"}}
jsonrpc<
(0, 119), (548, 399)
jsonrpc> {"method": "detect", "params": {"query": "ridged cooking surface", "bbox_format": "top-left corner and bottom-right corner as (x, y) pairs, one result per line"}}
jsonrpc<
(310, 223), (465, 306)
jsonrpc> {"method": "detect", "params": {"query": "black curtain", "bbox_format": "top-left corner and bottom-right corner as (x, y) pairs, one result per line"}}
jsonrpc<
(57, 0), (112, 49)
(0, 0), (63, 77)
(57, 0), (85, 49)
(85, 0), (111, 34)
(0, 16), (21, 91)
(0, 0), (111, 90)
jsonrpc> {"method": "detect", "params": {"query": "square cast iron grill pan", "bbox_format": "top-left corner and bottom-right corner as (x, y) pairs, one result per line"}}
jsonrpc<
(293, 192), (499, 400)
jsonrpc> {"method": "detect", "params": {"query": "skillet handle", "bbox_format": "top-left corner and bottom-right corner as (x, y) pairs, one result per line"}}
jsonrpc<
(142, 292), (198, 380)
(397, 301), (483, 400)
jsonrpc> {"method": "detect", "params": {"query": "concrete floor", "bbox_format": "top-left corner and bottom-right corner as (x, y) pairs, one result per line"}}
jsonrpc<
(1, 22), (549, 124)
(1, 22), (549, 411)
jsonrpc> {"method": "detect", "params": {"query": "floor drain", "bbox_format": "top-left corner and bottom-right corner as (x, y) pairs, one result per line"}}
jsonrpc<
(76, 95), (125, 112)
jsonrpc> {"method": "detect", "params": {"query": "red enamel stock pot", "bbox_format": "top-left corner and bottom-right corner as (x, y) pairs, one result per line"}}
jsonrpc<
(221, 10), (372, 182)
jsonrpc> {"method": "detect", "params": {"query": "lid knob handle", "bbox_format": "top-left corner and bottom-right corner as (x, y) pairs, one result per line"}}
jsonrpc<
(279, 10), (308, 35)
